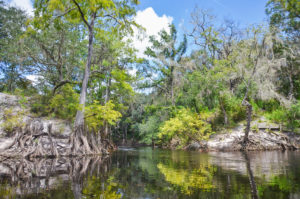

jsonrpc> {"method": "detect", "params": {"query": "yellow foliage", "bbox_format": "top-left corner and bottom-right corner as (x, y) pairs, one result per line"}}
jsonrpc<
(48, 0), (65, 12)
(85, 100), (122, 132)
(158, 108), (214, 147)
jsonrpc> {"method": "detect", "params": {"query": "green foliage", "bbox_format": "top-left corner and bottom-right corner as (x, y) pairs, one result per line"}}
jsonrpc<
(266, 109), (286, 123)
(287, 101), (300, 129)
(219, 92), (246, 125)
(1, 108), (25, 133)
(266, 0), (300, 36)
(255, 99), (281, 112)
(266, 100), (300, 130)
(49, 84), (79, 120)
(144, 24), (187, 105)
(85, 100), (122, 132)
(158, 108), (214, 148)
(14, 89), (29, 109)
(0, 2), (30, 93)
(138, 116), (160, 145)
(30, 89), (53, 117)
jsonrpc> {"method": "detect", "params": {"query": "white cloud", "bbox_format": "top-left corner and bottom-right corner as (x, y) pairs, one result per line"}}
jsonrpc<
(26, 75), (38, 82)
(130, 7), (173, 58)
(9, 0), (33, 16)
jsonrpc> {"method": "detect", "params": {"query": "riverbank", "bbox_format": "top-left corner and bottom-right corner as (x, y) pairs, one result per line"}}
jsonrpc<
(0, 92), (114, 158)
(1, 92), (299, 156)
(157, 119), (300, 151)
(205, 126), (300, 151)
(179, 119), (300, 151)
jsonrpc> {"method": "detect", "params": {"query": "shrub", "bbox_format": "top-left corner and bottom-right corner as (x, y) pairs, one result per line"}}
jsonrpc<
(30, 89), (53, 116)
(1, 108), (25, 134)
(255, 99), (280, 112)
(158, 108), (214, 148)
(218, 93), (246, 126)
(49, 84), (79, 120)
(138, 115), (161, 145)
(266, 100), (300, 130)
(286, 101), (300, 130)
(85, 100), (122, 132)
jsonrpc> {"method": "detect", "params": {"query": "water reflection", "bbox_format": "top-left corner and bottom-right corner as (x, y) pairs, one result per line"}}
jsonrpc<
(243, 152), (258, 199)
(0, 148), (299, 199)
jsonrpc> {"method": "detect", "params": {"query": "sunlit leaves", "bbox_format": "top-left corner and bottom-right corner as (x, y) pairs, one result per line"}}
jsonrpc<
(158, 108), (214, 147)
(85, 100), (122, 132)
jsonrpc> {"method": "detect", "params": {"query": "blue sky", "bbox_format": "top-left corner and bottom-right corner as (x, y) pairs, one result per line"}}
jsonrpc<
(137, 0), (269, 28)
(7, 0), (270, 58)
(132, 0), (270, 57)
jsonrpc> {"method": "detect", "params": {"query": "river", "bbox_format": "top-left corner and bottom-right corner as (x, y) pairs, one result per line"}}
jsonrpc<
(0, 147), (299, 198)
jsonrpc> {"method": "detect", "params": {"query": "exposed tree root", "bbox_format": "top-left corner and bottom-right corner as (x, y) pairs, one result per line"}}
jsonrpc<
(0, 120), (114, 158)
(239, 131), (297, 151)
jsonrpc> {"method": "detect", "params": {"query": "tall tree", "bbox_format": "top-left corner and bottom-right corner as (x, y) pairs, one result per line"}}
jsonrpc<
(32, 0), (139, 154)
(145, 24), (187, 106)
(231, 27), (289, 145)
(0, 1), (30, 92)
(266, 0), (300, 38)
(23, 22), (84, 94)
(34, 0), (139, 129)
(189, 7), (221, 65)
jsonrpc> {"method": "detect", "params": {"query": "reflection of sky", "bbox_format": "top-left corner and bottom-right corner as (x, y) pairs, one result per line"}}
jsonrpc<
(209, 151), (300, 180)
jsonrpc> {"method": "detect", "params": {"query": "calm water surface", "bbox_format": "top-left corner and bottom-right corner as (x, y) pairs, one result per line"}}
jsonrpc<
(0, 148), (299, 199)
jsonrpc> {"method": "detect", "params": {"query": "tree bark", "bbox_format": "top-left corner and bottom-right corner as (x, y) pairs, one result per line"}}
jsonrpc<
(74, 13), (96, 128)
(243, 100), (252, 145)
(288, 70), (294, 100)
(170, 65), (175, 106)
(104, 72), (112, 137)
(220, 101), (228, 126)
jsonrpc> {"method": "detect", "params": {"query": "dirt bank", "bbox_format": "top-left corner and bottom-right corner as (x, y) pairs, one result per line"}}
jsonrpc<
(185, 124), (300, 151)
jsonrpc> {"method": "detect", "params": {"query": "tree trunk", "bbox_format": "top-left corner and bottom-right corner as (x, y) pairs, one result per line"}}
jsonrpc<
(74, 18), (95, 128)
(170, 65), (175, 106)
(220, 101), (228, 126)
(288, 71), (294, 100)
(243, 100), (252, 145)
(104, 72), (112, 137)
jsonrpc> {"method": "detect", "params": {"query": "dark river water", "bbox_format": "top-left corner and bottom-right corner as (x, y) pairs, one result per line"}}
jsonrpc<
(0, 148), (300, 199)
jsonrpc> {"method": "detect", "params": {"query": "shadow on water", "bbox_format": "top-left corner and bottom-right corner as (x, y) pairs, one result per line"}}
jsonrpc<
(0, 148), (299, 198)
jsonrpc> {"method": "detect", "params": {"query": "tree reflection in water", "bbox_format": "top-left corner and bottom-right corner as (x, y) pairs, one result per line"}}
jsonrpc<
(243, 152), (258, 199)
(0, 156), (113, 199)
(0, 148), (299, 199)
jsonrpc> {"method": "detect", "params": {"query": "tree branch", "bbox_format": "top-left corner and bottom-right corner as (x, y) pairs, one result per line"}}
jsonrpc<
(71, 0), (90, 28)
(53, 7), (76, 18)
(53, 80), (77, 95)
(103, 14), (122, 25)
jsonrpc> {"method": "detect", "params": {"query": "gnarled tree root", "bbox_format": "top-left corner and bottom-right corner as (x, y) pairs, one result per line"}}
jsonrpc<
(0, 121), (114, 159)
